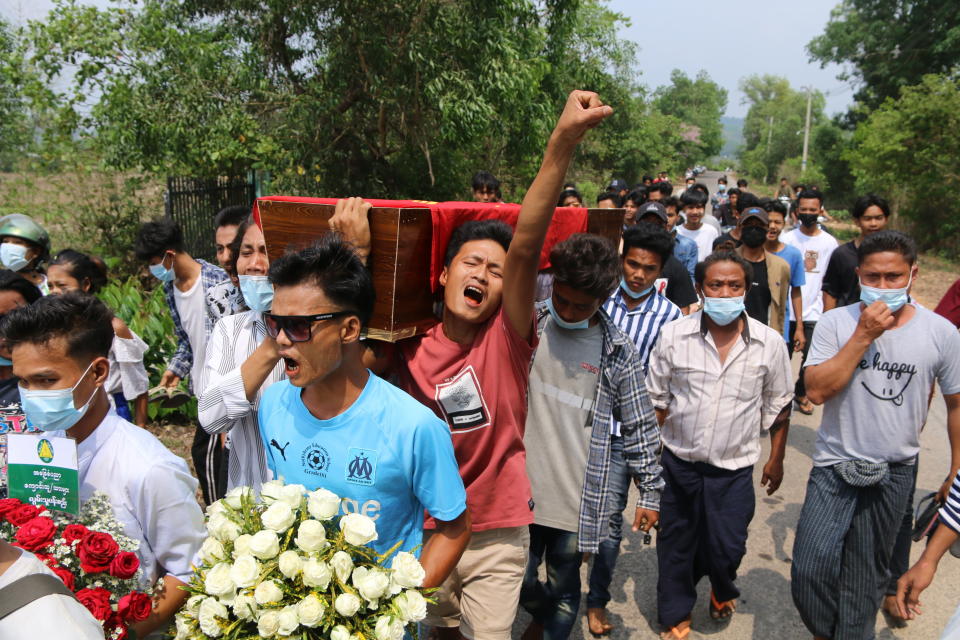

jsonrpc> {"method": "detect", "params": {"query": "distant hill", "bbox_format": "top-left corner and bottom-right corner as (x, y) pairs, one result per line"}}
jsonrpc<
(720, 116), (744, 158)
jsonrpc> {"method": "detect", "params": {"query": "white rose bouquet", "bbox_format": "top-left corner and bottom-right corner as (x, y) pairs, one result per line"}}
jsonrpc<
(174, 479), (430, 639)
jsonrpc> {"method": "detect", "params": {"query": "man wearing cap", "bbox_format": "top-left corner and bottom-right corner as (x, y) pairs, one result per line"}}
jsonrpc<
(607, 179), (629, 200)
(0, 214), (51, 294)
(635, 202), (698, 315)
(735, 207), (791, 330)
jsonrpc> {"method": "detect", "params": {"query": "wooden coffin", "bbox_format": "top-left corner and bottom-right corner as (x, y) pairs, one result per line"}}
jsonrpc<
(258, 198), (623, 341)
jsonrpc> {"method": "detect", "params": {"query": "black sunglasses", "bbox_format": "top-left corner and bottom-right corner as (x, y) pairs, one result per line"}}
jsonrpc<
(264, 311), (354, 343)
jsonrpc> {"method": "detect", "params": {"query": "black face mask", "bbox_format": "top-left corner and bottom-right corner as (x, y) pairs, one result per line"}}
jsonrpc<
(741, 226), (767, 248)
(798, 213), (819, 227)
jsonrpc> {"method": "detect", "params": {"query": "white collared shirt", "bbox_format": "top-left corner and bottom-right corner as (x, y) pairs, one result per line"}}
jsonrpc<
(55, 411), (205, 587)
(197, 311), (285, 491)
(106, 333), (149, 401)
(646, 311), (794, 469)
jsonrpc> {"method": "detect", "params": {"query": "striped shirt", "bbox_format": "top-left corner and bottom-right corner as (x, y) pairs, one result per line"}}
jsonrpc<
(198, 310), (286, 491)
(941, 471), (960, 534)
(646, 311), (794, 470)
(603, 287), (681, 436)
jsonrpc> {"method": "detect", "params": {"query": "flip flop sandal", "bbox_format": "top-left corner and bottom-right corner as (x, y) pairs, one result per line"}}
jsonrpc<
(148, 385), (171, 403)
(587, 608), (613, 637)
(709, 590), (736, 620)
(659, 624), (690, 639)
(794, 398), (814, 415)
(159, 389), (191, 409)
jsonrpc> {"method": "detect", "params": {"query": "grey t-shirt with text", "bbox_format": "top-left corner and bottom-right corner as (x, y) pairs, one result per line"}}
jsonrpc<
(524, 319), (602, 533)
(806, 303), (960, 466)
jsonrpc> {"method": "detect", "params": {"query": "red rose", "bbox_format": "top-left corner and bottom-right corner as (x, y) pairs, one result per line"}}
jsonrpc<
(109, 551), (140, 580)
(75, 587), (112, 621)
(51, 565), (76, 591)
(0, 498), (21, 518)
(117, 591), (152, 622)
(14, 516), (57, 551)
(78, 531), (119, 574)
(106, 616), (129, 640)
(61, 523), (89, 545)
(6, 503), (39, 526)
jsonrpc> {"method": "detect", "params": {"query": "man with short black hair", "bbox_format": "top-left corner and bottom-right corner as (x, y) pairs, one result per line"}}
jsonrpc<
(596, 191), (623, 209)
(2, 292), (206, 637)
(472, 171), (502, 203)
(675, 189), (719, 262)
(635, 203), (698, 314)
(710, 175), (729, 211)
(134, 218), (240, 503)
(520, 233), (662, 640)
(213, 205), (249, 280)
(737, 178), (749, 191)
(648, 182), (672, 202)
(783, 189), (839, 415)
(257, 235), (470, 579)
(776, 177), (793, 199)
(822, 194), (890, 312)
(792, 230), (960, 640)
(764, 201), (806, 349)
(622, 189), (647, 228)
(648, 251), (793, 639)
(585, 223), (681, 636)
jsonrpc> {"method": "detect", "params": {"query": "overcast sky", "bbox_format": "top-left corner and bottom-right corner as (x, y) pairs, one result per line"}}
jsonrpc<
(3, 0), (855, 118)
(609, 0), (854, 118)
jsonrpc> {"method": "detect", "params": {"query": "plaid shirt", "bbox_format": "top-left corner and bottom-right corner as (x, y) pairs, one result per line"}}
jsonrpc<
(163, 259), (241, 388)
(535, 303), (664, 552)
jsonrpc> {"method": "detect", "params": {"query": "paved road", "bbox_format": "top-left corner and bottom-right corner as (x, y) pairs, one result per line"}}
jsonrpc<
(516, 370), (960, 639)
(514, 182), (960, 638)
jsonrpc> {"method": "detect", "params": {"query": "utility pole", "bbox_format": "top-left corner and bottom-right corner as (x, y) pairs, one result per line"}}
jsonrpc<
(766, 115), (775, 183)
(801, 86), (813, 173)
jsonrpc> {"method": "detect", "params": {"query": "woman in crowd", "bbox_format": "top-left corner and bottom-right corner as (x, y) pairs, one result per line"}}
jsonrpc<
(47, 249), (150, 426)
(197, 216), (284, 491)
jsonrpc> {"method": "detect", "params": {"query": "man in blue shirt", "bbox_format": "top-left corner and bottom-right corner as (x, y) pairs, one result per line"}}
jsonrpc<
(257, 235), (470, 584)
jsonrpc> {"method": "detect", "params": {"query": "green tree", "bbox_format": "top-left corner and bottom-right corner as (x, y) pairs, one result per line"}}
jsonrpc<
(0, 19), (32, 170)
(737, 74), (825, 184)
(808, 0), (960, 115)
(15, 0), (676, 201)
(846, 73), (960, 252)
(653, 69), (728, 159)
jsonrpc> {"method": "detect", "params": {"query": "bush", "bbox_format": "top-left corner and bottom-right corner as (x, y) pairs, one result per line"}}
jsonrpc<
(98, 277), (197, 423)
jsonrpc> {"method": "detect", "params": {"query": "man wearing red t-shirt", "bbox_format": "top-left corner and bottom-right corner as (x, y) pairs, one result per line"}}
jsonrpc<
(354, 91), (613, 640)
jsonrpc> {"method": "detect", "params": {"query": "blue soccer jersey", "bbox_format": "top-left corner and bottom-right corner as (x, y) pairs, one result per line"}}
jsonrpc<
(258, 373), (466, 556)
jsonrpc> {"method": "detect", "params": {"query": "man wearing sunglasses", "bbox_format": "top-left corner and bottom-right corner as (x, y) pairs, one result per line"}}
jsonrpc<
(256, 235), (470, 587)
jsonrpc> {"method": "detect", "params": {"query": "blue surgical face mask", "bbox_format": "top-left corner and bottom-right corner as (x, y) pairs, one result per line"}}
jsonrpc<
(149, 253), (175, 283)
(621, 277), (653, 300)
(702, 295), (745, 326)
(717, 184), (726, 192)
(860, 274), (912, 313)
(1, 243), (30, 272)
(545, 297), (590, 330)
(0, 356), (11, 366)
(239, 275), (274, 313)
(20, 361), (99, 432)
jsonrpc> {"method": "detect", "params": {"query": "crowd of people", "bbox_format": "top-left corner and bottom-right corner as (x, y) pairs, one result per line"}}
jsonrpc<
(0, 90), (959, 640)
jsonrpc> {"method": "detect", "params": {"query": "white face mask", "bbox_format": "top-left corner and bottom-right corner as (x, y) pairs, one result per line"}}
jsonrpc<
(19, 361), (99, 432)
(1, 243), (30, 271)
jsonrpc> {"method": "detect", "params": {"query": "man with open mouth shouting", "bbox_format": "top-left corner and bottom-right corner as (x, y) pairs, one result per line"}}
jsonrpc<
(256, 233), (470, 584)
(347, 91), (613, 640)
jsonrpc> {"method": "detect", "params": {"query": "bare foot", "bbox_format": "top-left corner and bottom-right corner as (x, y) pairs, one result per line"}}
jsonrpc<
(587, 607), (614, 636)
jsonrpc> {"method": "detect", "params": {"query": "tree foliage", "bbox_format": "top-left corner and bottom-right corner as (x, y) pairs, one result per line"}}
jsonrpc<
(807, 0), (960, 115)
(737, 75), (826, 184)
(0, 19), (32, 171)
(846, 73), (960, 253)
(14, 0), (690, 200)
(653, 69), (728, 159)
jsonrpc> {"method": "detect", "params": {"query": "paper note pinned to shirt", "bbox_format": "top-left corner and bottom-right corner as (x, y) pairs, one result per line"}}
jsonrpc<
(6, 433), (79, 514)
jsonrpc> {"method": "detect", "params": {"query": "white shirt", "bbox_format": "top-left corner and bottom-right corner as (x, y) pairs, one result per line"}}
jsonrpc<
(198, 311), (285, 491)
(646, 312), (794, 469)
(106, 333), (149, 400)
(676, 224), (720, 262)
(173, 278), (207, 394)
(0, 548), (105, 639)
(782, 228), (839, 322)
(54, 411), (206, 586)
